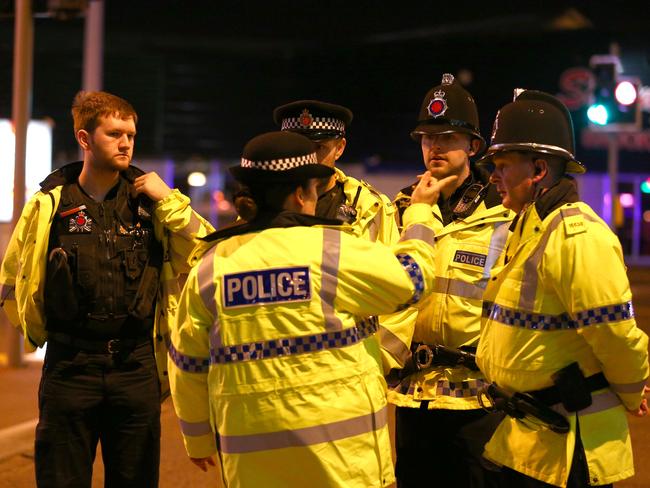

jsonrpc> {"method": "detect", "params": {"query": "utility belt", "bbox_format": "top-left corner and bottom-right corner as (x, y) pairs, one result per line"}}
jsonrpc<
(48, 331), (151, 355)
(410, 342), (479, 371)
(478, 362), (611, 435)
(528, 363), (609, 412)
(385, 342), (478, 387)
(47, 312), (153, 353)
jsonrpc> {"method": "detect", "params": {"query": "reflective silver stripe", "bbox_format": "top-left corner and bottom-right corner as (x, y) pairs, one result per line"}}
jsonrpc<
(198, 247), (222, 350)
(0, 283), (15, 301)
(518, 207), (606, 311)
(176, 213), (203, 240)
(378, 325), (411, 366)
(434, 276), (485, 300)
(176, 274), (187, 294)
(399, 223), (435, 246)
(482, 221), (510, 280)
(553, 389), (621, 416)
(320, 229), (343, 331)
(198, 247), (218, 318)
(518, 211), (566, 311)
(609, 379), (647, 394)
(219, 406), (388, 454)
(162, 277), (181, 296)
(169, 247), (188, 268)
(179, 419), (213, 437)
(368, 213), (380, 242)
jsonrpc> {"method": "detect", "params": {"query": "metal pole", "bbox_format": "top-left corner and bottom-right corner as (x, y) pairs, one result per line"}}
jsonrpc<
(608, 133), (619, 230)
(7, 0), (34, 367)
(82, 0), (104, 92)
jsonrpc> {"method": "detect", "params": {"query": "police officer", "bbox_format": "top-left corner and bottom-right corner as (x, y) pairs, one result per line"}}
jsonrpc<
(272, 99), (399, 244)
(0, 91), (213, 487)
(168, 131), (457, 488)
(379, 73), (514, 488)
(475, 89), (649, 487)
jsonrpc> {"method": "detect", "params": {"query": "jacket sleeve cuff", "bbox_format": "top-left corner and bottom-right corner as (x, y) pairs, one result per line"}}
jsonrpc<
(402, 203), (443, 234)
(154, 189), (189, 214)
(183, 432), (217, 459)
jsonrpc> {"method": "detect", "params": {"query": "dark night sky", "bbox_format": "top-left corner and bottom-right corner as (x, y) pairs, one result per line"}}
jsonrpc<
(1, 0), (649, 171)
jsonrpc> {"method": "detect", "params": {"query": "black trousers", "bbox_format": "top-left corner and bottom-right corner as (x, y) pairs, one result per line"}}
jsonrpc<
(395, 405), (504, 488)
(35, 340), (161, 488)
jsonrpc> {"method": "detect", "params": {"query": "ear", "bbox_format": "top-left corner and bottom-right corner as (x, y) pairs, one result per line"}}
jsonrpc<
(76, 129), (91, 151)
(283, 185), (306, 212)
(334, 137), (347, 162)
(294, 185), (306, 206)
(532, 158), (548, 183)
(468, 138), (481, 157)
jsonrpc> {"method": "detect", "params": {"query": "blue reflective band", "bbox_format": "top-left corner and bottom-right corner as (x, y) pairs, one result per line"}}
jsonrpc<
(223, 266), (311, 308)
(396, 253), (424, 309)
(483, 301), (635, 330)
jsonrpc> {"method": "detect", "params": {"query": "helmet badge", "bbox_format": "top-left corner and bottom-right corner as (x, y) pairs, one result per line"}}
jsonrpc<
(299, 109), (313, 128)
(441, 73), (455, 85)
(427, 89), (448, 118)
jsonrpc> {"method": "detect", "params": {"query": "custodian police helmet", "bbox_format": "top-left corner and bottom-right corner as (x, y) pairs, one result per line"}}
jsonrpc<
(273, 100), (353, 141)
(476, 89), (585, 174)
(411, 73), (486, 153)
(229, 131), (335, 184)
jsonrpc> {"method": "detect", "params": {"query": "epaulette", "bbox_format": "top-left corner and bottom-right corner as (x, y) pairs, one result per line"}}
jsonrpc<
(560, 205), (587, 236)
(356, 179), (392, 207)
(398, 182), (417, 198)
(394, 194), (412, 214)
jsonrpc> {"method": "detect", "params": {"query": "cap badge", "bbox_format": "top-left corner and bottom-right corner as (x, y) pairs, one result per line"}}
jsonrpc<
(299, 109), (313, 128)
(427, 90), (448, 118)
(69, 209), (92, 233)
(441, 73), (455, 85)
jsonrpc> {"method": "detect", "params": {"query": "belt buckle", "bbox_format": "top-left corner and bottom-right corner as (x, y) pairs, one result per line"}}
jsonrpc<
(107, 339), (121, 354)
(414, 344), (434, 370)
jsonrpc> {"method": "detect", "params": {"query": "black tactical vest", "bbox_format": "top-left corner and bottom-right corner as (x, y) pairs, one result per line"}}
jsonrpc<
(45, 178), (163, 340)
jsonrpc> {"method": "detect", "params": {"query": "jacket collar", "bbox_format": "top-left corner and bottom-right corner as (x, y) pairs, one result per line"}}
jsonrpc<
(203, 210), (342, 242)
(509, 176), (579, 231)
(39, 161), (146, 192)
(533, 176), (579, 221)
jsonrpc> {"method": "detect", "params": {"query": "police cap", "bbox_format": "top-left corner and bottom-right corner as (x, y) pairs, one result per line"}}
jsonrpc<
(476, 89), (585, 174)
(273, 100), (353, 141)
(229, 131), (335, 183)
(411, 73), (486, 153)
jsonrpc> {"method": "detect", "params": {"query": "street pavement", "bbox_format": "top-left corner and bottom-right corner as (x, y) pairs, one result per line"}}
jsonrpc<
(1, 267), (649, 487)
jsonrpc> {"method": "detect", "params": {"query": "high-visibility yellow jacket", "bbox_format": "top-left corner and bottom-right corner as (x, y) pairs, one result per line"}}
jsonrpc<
(477, 195), (649, 487)
(0, 164), (214, 397)
(168, 204), (440, 488)
(334, 167), (400, 245)
(380, 184), (514, 409)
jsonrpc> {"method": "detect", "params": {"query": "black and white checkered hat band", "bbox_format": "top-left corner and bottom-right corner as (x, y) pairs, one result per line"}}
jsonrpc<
(240, 153), (318, 171)
(281, 117), (346, 132)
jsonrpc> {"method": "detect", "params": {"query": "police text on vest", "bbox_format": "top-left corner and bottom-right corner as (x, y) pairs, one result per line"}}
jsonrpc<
(223, 267), (311, 308)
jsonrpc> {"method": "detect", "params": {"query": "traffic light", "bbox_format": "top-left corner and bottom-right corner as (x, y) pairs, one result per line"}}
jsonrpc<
(587, 58), (641, 131)
(641, 178), (650, 194)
